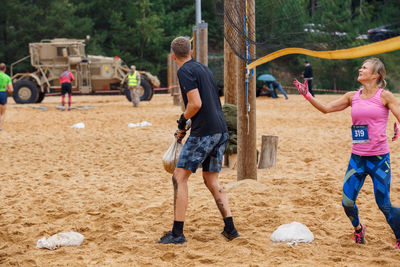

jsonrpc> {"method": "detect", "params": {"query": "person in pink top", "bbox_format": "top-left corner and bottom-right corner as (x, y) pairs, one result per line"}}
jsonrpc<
(294, 58), (400, 249)
(59, 67), (75, 111)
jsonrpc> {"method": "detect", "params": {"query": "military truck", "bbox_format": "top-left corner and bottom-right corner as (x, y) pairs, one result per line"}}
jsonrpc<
(10, 38), (160, 104)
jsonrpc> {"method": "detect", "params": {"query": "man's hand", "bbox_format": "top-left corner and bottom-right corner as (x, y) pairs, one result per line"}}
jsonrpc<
(177, 113), (187, 130)
(393, 122), (400, 141)
(294, 79), (312, 100)
(174, 129), (186, 143)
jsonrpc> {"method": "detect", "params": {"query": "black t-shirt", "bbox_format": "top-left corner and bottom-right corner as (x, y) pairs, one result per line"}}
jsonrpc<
(177, 59), (227, 137)
(304, 64), (313, 78)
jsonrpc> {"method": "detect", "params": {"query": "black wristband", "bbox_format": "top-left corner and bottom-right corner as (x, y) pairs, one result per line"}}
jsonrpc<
(177, 113), (187, 130)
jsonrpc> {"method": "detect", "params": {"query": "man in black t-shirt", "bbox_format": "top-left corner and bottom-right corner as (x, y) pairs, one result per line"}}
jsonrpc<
(302, 60), (315, 97)
(157, 36), (239, 245)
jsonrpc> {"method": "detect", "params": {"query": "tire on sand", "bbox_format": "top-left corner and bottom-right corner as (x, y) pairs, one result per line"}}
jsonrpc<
(124, 79), (153, 102)
(12, 80), (39, 104)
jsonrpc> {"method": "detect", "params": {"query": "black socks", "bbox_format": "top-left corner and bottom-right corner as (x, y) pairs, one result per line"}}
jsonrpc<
(172, 218), (236, 237)
(172, 221), (184, 237)
(223, 216), (235, 233)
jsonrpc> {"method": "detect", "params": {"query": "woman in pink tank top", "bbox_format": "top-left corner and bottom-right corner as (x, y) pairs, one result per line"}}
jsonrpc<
(294, 58), (400, 249)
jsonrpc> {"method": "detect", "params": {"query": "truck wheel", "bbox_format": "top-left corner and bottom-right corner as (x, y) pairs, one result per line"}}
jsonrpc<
(124, 79), (153, 102)
(139, 79), (152, 101)
(13, 80), (39, 104)
(36, 91), (46, 103)
(147, 81), (154, 101)
(124, 86), (132, 102)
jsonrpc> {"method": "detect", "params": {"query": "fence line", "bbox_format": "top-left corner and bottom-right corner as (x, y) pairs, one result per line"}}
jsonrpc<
(283, 85), (349, 94)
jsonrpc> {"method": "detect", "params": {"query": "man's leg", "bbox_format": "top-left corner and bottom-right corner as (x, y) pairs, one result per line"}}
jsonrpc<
(157, 167), (190, 244)
(203, 171), (232, 218)
(61, 84), (66, 111)
(276, 83), (289, 99)
(203, 171), (239, 240)
(0, 104), (6, 130)
(133, 86), (140, 107)
(307, 79), (315, 96)
(129, 87), (135, 106)
(61, 94), (66, 111)
(68, 84), (72, 110)
(269, 84), (277, 98)
(173, 167), (192, 221)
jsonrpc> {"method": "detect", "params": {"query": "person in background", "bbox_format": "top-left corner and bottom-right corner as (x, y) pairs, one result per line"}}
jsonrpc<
(267, 80), (289, 100)
(157, 36), (239, 245)
(0, 63), (14, 131)
(59, 67), (74, 111)
(128, 65), (141, 107)
(294, 57), (400, 249)
(302, 60), (315, 97)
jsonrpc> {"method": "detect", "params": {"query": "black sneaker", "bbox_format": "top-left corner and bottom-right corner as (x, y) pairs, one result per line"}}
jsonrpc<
(156, 231), (186, 244)
(221, 229), (240, 241)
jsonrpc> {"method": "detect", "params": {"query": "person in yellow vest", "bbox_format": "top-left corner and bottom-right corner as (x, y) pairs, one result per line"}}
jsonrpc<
(128, 65), (141, 107)
(0, 63), (14, 131)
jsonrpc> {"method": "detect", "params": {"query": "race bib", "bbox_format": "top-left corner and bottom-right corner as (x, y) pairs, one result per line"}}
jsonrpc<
(352, 125), (369, 143)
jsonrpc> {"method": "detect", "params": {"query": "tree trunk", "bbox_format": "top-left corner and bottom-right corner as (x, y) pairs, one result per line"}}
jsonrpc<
(310, 0), (316, 17)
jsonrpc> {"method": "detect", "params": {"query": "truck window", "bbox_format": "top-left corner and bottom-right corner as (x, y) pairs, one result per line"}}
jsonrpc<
(57, 47), (70, 57)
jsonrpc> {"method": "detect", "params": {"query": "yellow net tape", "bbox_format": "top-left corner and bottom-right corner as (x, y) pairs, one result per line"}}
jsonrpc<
(247, 36), (400, 70)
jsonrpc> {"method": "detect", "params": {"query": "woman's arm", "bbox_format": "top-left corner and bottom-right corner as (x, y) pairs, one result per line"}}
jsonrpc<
(308, 91), (354, 114)
(294, 79), (353, 114)
(382, 90), (400, 122)
(382, 90), (400, 141)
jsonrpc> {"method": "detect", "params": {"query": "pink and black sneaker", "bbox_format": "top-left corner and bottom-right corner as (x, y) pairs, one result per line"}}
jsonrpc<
(353, 224), (366, 244)
(395, 239), (400, 249)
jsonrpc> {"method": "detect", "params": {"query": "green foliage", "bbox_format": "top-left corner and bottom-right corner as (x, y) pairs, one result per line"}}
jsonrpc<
(1, 0), (400, 91)
(261, 0), (400, 92)
(256, 0), (307, 54)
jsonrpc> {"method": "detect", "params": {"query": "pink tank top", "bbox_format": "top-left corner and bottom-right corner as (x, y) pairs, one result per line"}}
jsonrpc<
(351, 88), (389, 156)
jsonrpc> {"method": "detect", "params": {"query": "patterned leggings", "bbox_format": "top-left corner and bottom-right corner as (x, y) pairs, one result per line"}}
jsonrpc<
(342, 153), (400, 239)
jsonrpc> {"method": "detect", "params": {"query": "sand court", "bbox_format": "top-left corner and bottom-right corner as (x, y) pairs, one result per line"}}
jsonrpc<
(1, 94), (400, 266)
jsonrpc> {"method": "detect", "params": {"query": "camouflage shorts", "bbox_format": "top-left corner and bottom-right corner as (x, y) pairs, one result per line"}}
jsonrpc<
(176, 132), (229, 173)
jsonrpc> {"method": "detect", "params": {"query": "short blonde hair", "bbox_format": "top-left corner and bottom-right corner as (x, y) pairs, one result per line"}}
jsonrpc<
(363, 57), (386, 88)
(171, 36), (191, 59)
(0, 63), (6, 71)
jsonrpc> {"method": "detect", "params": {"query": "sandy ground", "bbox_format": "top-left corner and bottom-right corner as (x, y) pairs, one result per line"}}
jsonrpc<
(1, 93), (400, 266)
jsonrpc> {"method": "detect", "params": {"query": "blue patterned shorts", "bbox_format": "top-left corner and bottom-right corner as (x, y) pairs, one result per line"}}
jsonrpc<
(176, 132), (228, 173)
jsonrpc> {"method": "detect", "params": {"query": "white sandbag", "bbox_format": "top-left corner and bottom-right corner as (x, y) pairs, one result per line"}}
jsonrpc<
(161, 119), (191, 173)
(270, 222), (314, 245)
(37, 232), (84, 250)
(70, 122), (85, 129)
(162, 138), (183, 174)
(128, 121), (152, 127)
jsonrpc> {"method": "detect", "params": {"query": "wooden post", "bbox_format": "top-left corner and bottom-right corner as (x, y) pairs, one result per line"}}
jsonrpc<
(224, 0), (238, 105)
(237, 0), (257, 181)
(192, 27), (197, 61)
(197, 22), (208, 66)
(167, 53), (173, 95)
(258, 135), (278, 169)
(170, 55), (181, 106)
